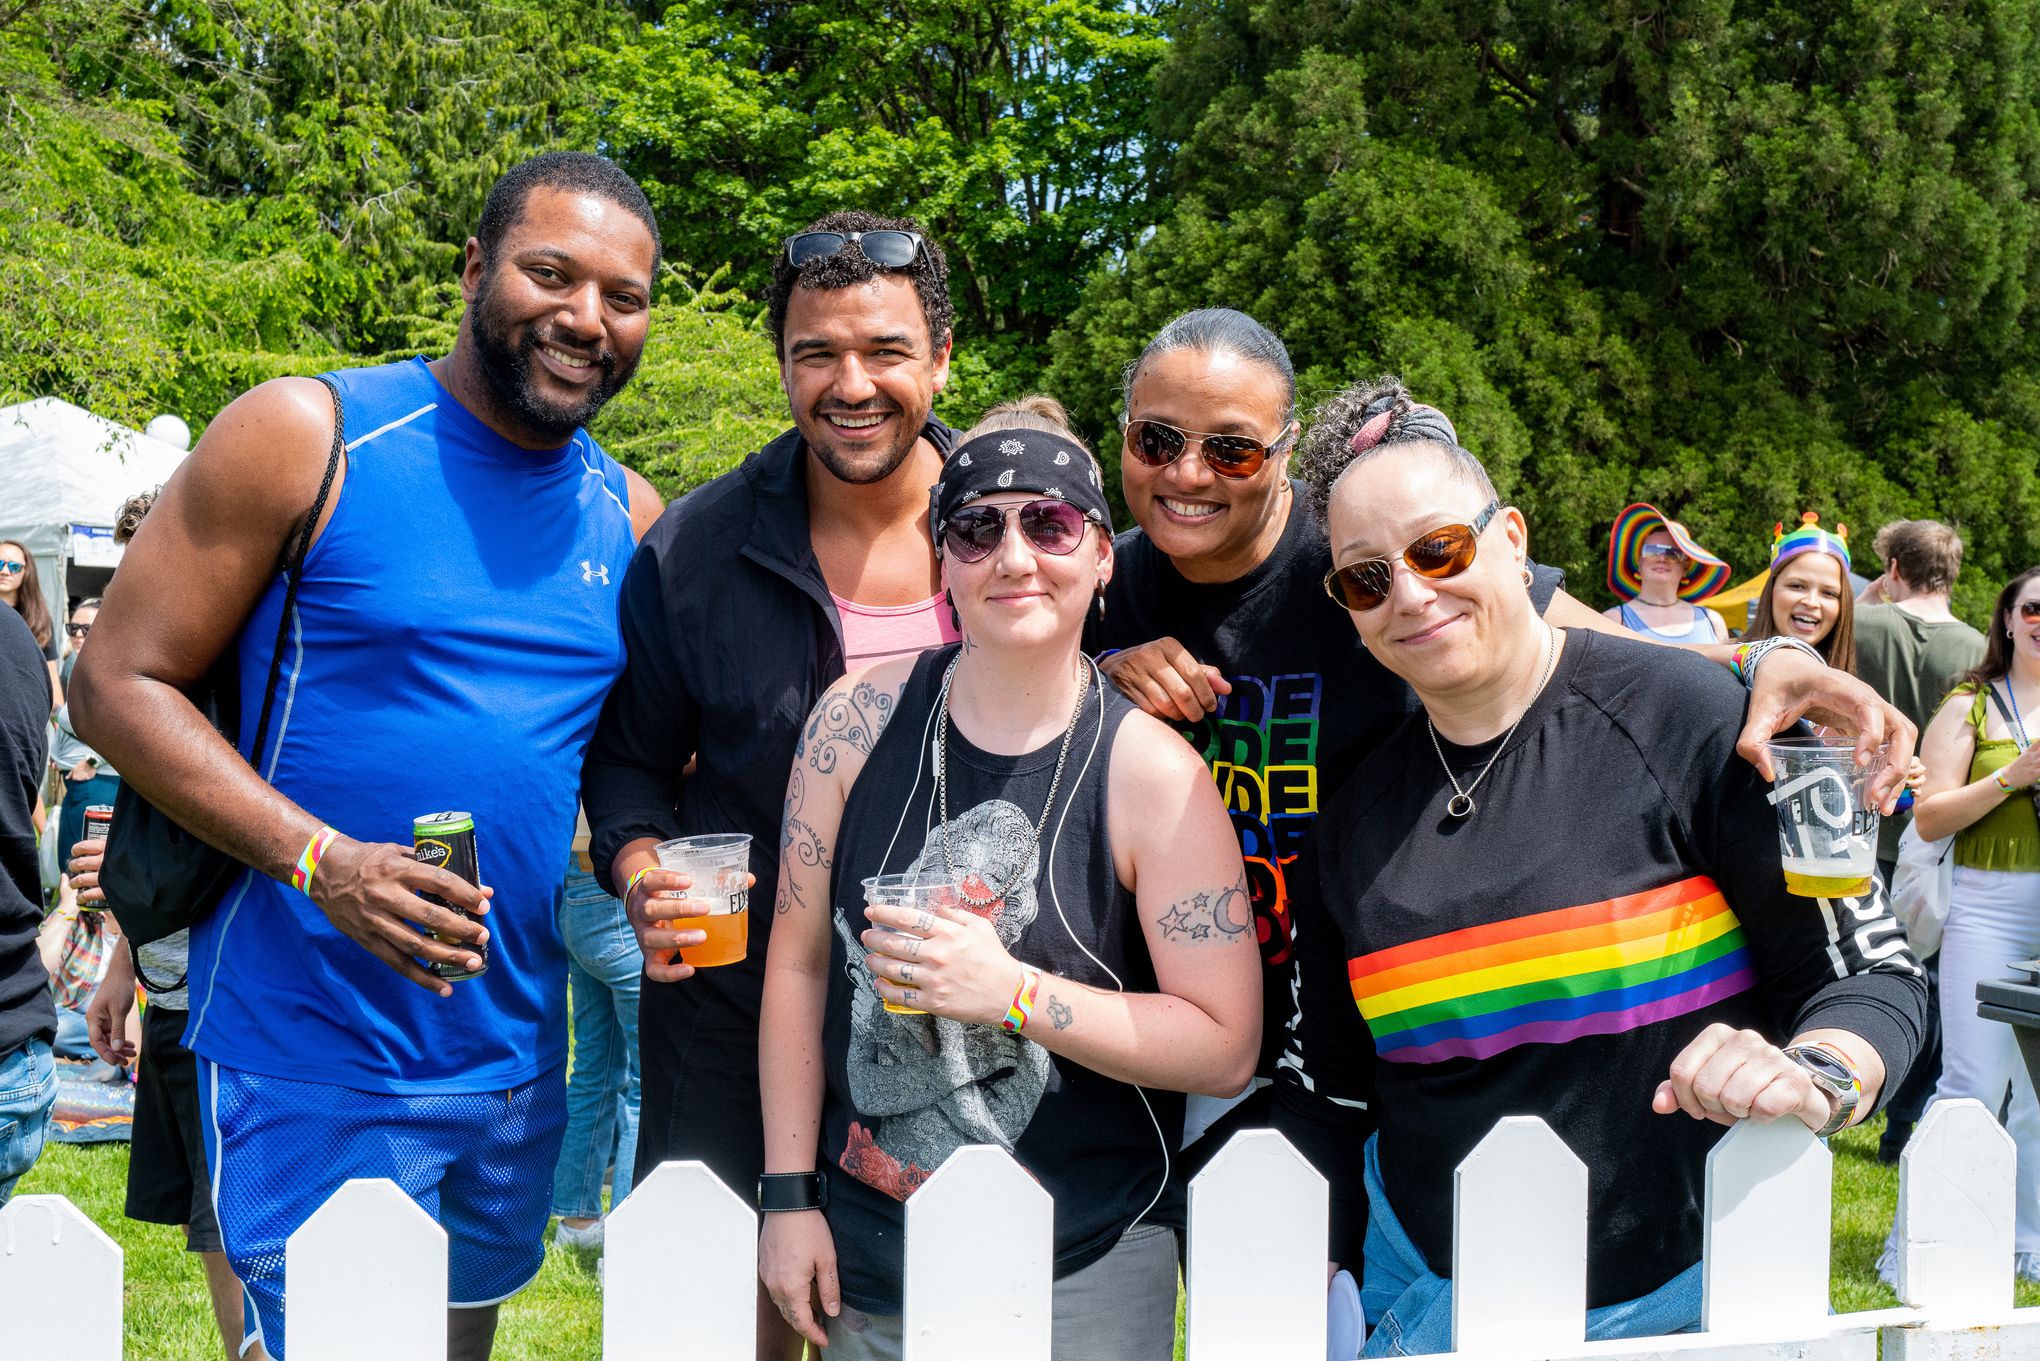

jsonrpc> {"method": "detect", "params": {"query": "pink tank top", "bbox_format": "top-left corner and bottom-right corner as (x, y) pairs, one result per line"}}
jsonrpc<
(832, 591), (961, 670)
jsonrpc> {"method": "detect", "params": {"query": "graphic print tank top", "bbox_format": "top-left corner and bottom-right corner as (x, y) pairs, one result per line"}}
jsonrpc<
(821, 645), (1175, 1313)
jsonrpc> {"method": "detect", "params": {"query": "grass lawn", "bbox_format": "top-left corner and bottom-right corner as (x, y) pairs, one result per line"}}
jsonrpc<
(15, 1113), (2039, 1358)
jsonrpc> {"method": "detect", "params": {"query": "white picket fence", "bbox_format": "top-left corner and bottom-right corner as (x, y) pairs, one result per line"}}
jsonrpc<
(2, 1099), (2036, 1360)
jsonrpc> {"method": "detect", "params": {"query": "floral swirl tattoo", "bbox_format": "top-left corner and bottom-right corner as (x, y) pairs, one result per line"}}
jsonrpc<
(805, 682), (895, 774)
(777, 680), (900, 915)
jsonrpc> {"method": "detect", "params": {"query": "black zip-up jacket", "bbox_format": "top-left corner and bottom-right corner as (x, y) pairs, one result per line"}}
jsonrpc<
(582, 418), (956, 1014)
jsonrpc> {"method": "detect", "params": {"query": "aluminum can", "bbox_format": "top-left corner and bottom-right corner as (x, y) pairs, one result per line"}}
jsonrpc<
(413, 811), (485, 981)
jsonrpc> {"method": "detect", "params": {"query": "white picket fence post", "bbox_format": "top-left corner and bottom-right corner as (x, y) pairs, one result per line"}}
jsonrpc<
(902, 1144), (1052, 1361)
(1702, 1117), (1831, 1334)
(1453, 1115), (1588, 1354)
(605, 1160), (757, 1360)
(286, 1177), (447, 1361)
(0, 1193), (122, 1361)
(1184, 1128), (1328, 1361)
(1881, 1098), (2040, 1360)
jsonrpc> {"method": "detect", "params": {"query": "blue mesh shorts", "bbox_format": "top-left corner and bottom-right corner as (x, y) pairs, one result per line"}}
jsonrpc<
(198, 1058), (567, 1360)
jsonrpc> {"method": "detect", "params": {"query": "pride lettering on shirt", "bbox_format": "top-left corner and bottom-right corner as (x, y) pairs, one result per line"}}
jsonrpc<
(1348, 876), (1757, 1064)
(1185, 671), (1321, 966)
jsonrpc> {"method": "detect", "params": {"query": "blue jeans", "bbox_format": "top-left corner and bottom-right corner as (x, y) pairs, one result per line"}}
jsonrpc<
(1357, 1134), (1702, 1357)
(0, 1038), (58, 1207)
(549, 860), (643, 1220)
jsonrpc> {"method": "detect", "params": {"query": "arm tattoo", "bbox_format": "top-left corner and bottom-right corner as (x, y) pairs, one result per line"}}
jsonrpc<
(1047, 995), (1073, 1030)
(1153, 882), (1253, 944)
(804, 681), (895, 774)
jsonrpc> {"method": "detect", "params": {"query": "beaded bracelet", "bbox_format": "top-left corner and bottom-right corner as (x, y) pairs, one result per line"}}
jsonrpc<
(1002, 966), (1042, 1035)
(290, 825), (340, 895)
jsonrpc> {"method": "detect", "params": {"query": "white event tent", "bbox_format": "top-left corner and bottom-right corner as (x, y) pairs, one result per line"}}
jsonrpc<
(0, 397), (190, 617)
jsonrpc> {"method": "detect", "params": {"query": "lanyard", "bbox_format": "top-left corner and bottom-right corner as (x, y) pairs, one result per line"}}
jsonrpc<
(2001, 681), (2032, 750)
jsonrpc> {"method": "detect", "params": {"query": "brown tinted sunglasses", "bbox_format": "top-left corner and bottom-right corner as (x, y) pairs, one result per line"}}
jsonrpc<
(1122, 419), (1291, 480)
(1323, 501), (1502, 611)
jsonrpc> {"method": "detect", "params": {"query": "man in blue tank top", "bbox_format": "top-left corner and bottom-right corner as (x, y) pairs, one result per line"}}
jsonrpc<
(71, 153), (666, 1361)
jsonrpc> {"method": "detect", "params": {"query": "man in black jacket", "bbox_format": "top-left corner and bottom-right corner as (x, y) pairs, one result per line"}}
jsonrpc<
(0, 606), (56, 1207)
(583, 211), (956, 1360)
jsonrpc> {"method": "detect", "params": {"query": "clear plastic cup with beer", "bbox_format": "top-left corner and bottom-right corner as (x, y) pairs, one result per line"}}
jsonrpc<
(1764, 737), (1884, 898)
(861, 872), (963, 1015)
(654, 833), (752, 968)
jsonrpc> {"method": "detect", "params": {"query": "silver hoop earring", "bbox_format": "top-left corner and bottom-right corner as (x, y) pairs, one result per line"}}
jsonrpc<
(1521, 566), (1533, 587)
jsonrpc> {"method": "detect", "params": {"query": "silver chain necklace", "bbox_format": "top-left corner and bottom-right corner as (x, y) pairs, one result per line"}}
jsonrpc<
(1427, 625), (1558, 819)
(935, 651), (1093, 908)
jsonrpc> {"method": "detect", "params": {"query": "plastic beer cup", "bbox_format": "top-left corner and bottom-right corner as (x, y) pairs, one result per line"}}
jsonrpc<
(654, 833), (752, 968)
(1764, 737), (1883, 898)
(861, 872), (962, 1015)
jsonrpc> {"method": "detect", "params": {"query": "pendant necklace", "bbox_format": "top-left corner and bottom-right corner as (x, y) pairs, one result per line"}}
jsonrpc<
(934, 652), (1092, 908)
(1427, 625), (1558, 819)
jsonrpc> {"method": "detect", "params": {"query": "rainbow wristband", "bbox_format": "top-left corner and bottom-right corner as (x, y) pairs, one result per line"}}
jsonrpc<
(626, 865), (654, 902)
(1996, 770), (2018, 795)
(1002, 966), (1042, 1035)
(290, 825), (339, 895)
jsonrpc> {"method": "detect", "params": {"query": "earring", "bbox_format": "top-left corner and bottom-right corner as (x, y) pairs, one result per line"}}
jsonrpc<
(949, 602), (962, 633)
(1092, 585), (1107, 623)
(1521, 566), (1533, 587)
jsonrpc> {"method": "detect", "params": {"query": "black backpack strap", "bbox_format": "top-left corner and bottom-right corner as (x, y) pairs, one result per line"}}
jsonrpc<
(245, 378), (344, 772)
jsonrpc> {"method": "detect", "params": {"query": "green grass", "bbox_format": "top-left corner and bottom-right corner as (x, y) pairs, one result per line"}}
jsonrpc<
(15, 1115), (2038, 1358)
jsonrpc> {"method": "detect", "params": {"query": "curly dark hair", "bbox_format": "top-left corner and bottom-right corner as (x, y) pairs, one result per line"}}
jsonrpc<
(113, 487), (159, 546)
(1295, 375), (1494, 525)
(766, 210), (954, 358)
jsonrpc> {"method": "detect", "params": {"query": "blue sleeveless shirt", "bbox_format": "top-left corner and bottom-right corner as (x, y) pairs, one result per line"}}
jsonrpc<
(184, 358), (636, 1094)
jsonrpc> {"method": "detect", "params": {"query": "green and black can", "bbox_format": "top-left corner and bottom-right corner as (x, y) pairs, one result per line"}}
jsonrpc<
(413, 811), (485, 981)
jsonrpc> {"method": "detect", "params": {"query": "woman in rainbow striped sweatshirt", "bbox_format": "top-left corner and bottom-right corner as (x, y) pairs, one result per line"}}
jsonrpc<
(1273, 406), (1927, 1354)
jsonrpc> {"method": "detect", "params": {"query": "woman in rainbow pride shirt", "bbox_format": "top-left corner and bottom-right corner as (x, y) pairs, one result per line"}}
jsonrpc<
(1272, 393), (1927, 1353)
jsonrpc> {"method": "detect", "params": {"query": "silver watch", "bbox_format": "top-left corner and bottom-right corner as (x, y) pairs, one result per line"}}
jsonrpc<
(1784, 1044), (1860, 1137)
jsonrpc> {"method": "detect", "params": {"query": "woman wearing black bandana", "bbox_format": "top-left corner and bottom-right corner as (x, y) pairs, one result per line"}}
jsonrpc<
(757, 398), (1262, 1361)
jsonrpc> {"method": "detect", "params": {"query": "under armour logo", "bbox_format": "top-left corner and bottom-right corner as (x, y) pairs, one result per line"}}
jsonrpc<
(580, 561), (610, 586)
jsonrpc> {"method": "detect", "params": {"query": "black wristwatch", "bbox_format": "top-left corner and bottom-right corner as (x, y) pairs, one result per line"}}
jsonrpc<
(1783, 1043), (1862, 1137)
(757, 1171), (827, 1213)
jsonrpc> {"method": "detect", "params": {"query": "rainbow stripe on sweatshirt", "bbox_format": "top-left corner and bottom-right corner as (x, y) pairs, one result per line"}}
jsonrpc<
(1350, 876), (1755, 1064)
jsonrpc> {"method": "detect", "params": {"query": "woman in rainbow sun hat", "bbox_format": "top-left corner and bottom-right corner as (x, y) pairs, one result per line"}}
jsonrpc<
(1743, 513), (1857, 674)
(1602, 502), (1733, 645)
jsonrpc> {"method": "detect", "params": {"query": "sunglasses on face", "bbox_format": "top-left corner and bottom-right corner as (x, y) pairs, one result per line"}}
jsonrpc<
(1639, 543), (1688, 563)
(1322, 501), (1503, 612)
(1122, 419), (1289, 480)
(942, 499), (1093, 564)
(0, 562), (22, 575)
(2019, 600), (2040, 622)
(65, 623), (90, 638)
(784, 230), (925, 270)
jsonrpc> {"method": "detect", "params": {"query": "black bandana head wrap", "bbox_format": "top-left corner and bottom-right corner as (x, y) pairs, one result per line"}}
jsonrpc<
(929, 428), (1112, 550)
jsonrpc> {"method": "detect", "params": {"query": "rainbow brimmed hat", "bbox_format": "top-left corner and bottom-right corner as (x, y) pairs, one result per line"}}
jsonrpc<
(1607, 502), (1731, 602)
(1770, 511), (1850, 573)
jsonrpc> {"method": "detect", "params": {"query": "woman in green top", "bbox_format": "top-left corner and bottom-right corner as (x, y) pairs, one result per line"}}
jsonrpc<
(1897, 565), (2040, 1282)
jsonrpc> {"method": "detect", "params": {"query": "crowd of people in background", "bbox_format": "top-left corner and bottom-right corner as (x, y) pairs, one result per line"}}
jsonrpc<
(0, 147), (2028, 1361)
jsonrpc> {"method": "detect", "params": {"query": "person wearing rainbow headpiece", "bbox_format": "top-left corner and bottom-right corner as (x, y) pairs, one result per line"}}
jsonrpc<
(1602, 502), (1733, 645)
(1745, 512), (1856, 673)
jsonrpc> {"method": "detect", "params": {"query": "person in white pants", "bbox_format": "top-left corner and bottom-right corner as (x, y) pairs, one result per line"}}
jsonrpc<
(1885, 564), (2040, 1283)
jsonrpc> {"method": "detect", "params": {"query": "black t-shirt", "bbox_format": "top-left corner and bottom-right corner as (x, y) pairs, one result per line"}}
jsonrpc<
(0, 608), (55, 1056)
(821, 646), (1174, 1313)
(1093, 487), (1562, 1077)
(1279, 628), (1927, 1305)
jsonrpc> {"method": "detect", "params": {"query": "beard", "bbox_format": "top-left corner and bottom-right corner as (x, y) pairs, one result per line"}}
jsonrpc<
(469, 269), (640, 442)
(801, 401), (924, 486)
